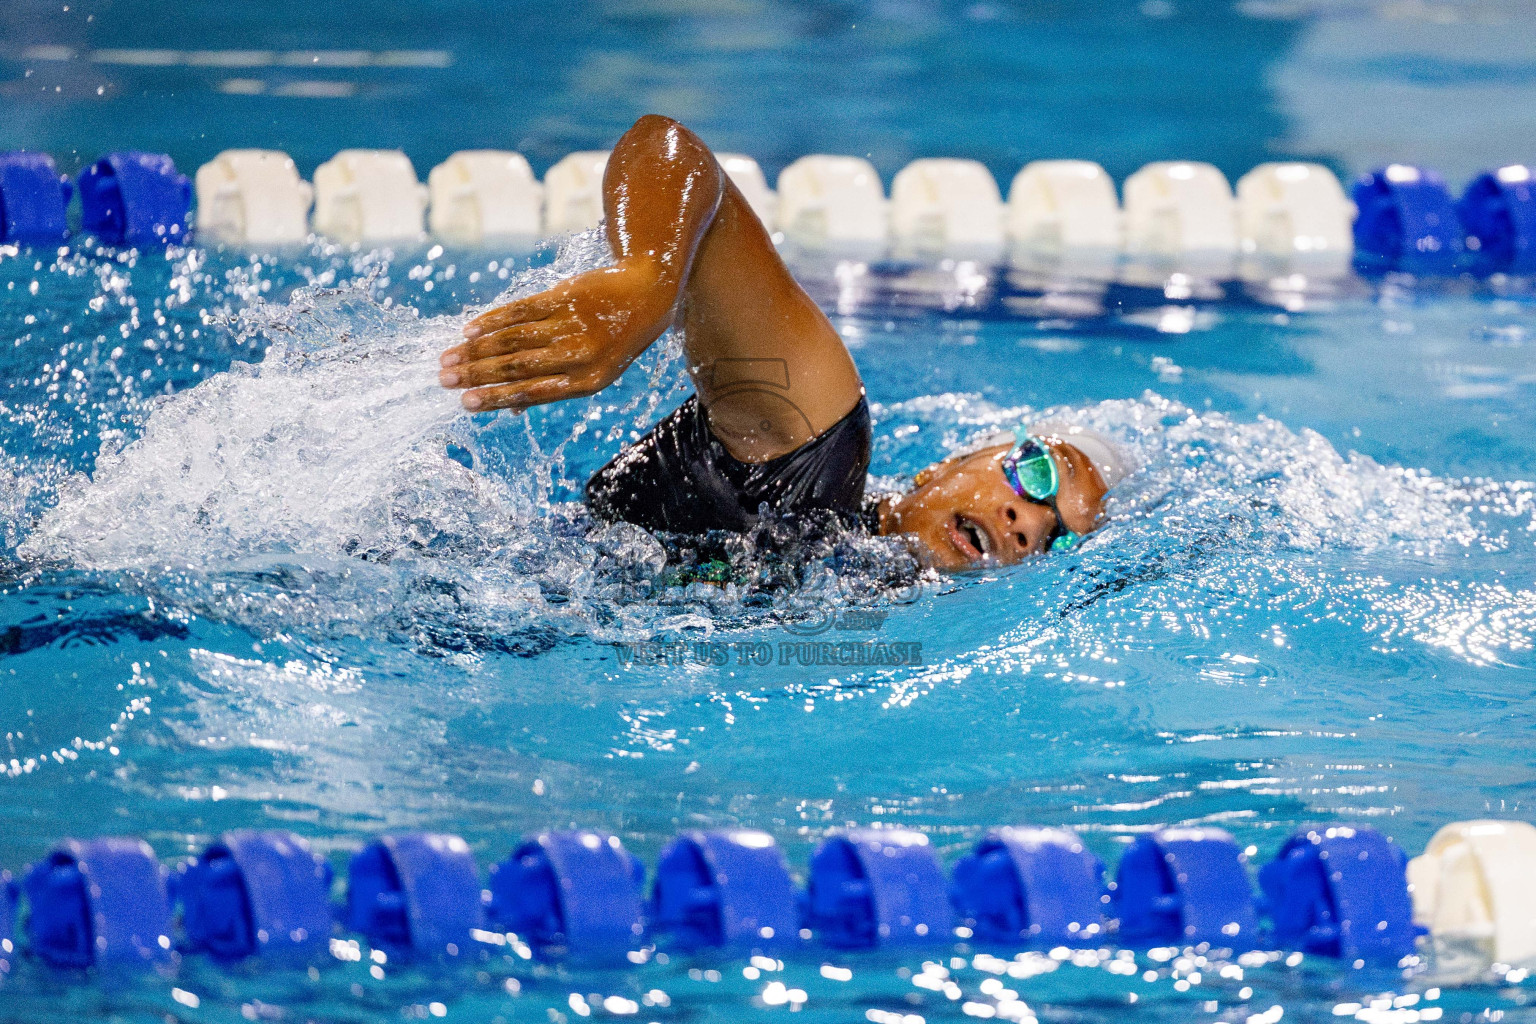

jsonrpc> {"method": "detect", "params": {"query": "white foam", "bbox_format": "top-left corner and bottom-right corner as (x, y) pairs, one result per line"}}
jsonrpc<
(24, 295), (475, 569)
(22, 229), (622, 576)
(0, 460), (40, 552)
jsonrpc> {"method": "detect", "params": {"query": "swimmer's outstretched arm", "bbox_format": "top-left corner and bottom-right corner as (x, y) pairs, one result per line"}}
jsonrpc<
(439, 115), (863, 463)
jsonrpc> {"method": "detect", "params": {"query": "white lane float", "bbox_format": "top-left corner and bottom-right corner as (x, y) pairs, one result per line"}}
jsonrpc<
(427, 150), (543, 244)
(543, 150), (609, 234)
(1007, 159), (1121, 251)
(1236, 162), (1354, 268)
(890, 158), (1005, 254)
(1408, 819), (1536, 966)
(194, 150), (314, 245)
(1123, 160), (1239, 256)
(312, 149), (428, 243)
(775, 154), (888, 246)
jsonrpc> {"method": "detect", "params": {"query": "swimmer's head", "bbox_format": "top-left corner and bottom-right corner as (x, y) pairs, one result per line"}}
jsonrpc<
(877, 430), (1113, 572)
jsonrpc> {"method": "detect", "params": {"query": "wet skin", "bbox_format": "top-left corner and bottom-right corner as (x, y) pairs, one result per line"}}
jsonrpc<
(878, 438), (1110, 572)
(437, 114), (1109, 571)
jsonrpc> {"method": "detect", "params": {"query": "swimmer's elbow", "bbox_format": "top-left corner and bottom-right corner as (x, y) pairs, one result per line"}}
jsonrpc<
(621, 115), (716, 170)
(625, 117), (723, 195)
(629, 113), (685, 136)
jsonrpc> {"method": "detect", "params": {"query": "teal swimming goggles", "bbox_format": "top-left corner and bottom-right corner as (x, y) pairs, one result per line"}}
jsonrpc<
(999, 432), (1079, 553)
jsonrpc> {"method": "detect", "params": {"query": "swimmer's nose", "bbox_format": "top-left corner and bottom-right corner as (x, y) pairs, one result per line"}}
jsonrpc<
(999, 502), (1033, 553)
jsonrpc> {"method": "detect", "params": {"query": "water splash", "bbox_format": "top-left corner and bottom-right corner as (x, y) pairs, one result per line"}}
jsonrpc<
(25, 291), (469, 569)
(17, 231), (922, 651)
(0, 458), (41, 552)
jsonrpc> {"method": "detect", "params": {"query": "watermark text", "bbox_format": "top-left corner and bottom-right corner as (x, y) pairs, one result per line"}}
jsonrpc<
(614, 639), (922, 667)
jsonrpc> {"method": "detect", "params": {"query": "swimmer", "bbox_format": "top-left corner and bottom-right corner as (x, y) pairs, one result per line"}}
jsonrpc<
(438, 115), (1127, 572)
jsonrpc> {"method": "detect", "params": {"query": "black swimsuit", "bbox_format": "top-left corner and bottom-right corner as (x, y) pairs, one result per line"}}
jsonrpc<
(586, 395), (872, 535)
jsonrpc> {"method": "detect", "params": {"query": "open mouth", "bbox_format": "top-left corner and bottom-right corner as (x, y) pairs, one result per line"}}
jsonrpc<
(946, 513), (992, 560)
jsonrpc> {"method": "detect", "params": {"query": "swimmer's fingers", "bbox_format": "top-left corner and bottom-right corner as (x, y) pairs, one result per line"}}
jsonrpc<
(441, 322), (566, 368)
(440, 347), (585, 389)
(459, 374), (579, 413)
(462, 292), (559, 340)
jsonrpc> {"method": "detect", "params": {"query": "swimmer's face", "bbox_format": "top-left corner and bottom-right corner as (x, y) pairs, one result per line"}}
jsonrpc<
(879, 440), (1109, 572)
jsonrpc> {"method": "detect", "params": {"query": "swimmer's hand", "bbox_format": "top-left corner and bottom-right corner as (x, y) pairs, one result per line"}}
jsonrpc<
(439, 115), (726, 414)
(439, 259), (676, 413)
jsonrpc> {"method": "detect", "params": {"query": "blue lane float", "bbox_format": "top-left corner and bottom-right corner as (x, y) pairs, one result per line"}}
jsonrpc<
(487, 830), (645, 961)
(650, 829), (798, 951)
(77, 151), (191, 247)
(23, 838), (173, 968)
(1259, 825), (1420, 965)
(1351, 164), (1464, 276)
(951, 826), (1108, 947)
(1113, 827), (1258, 949)
(347, 833), (481, 957)
(180, 830), (333, 963)
(805, 828), (953, 949)
(0, 817), (1484, 978)
(1456, 166), (1536, 277)
(0, 152), (73, 244)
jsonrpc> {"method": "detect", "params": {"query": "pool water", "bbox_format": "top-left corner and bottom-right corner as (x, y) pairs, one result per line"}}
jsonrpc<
(4, 1), (1536, 1022)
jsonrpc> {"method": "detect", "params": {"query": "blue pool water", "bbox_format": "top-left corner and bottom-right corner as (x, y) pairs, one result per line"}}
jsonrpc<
(4, 1), (1536, 1022)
